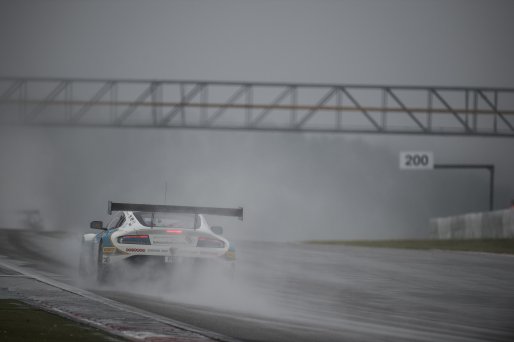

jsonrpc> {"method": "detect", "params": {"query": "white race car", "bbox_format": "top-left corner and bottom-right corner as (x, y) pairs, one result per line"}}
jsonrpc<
(79, 202), (242, 282)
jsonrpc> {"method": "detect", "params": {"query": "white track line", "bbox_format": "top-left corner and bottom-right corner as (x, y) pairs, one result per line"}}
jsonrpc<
(0, 256), (239, 342)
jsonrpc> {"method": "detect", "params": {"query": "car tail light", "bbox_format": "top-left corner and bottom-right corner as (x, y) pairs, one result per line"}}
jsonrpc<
(118, 235), (151, 245)
(197, 236), (225, 248)
(166, 229), (183, 234)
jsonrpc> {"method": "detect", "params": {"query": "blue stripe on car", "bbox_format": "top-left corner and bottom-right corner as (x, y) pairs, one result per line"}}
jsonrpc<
(98, 228), (117, 247)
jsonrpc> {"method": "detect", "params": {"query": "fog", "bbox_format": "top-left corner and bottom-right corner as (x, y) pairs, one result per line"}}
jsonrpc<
(1, 0), (513, 240)
(0, 125), (512, 241)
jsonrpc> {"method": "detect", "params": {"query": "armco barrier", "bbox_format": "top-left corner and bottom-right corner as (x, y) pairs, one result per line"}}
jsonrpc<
(430, 209), (514, 239)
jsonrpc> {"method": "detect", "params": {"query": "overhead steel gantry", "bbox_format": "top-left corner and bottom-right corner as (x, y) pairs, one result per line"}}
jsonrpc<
(1, 77), (513, 137)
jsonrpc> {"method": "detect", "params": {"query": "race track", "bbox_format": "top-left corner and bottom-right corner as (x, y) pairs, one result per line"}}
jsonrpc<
(1, 228), (513, 342)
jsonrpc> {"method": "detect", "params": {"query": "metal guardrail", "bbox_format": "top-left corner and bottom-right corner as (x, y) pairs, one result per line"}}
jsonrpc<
(1, 77), (513, 137)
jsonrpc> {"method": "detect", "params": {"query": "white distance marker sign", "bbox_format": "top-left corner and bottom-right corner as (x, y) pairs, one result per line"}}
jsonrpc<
(399, 151), (434, 170)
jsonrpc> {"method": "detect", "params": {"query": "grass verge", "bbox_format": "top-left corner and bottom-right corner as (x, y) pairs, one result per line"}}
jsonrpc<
(0, 299), (124, 342)
(305, 239), (514, 254)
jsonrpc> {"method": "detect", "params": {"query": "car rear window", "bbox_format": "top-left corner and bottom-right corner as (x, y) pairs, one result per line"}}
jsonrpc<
(134, 212), (197, 229)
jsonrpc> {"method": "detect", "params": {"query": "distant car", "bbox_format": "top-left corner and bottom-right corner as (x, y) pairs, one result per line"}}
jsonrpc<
(79, 202), (242, 282)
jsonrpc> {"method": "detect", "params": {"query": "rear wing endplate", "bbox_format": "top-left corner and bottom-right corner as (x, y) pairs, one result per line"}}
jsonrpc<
(108, 201), (243, 220)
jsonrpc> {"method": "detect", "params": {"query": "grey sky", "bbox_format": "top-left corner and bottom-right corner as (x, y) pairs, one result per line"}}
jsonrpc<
(0, 0), (513, 240)
(1, 0), (514, 87)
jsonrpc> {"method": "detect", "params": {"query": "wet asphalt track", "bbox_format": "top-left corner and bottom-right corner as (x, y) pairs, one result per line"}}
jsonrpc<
(1, 228), (513, 342)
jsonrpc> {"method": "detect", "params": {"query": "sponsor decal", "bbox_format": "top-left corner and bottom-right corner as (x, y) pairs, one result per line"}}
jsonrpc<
(224, 251), (236, 260)
(103, 247), (116, 255)
(126, 248), (146, 253)
(146, 248), (168, 253)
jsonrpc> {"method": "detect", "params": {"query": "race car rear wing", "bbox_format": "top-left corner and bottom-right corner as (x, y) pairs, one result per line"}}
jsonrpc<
(108, 201), (243, 220)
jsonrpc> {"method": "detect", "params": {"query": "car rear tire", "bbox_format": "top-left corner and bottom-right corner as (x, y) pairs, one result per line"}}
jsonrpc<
(96, 241), (110, 284)
(78, 238), (94, 278)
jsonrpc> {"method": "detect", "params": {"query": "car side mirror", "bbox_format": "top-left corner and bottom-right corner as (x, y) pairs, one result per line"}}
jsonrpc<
(90, 220), (106, 230)
(211, 226), (223, 235)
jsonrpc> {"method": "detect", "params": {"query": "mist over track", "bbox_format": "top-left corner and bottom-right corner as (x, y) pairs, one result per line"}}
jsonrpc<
(1, 228), (513, 342)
